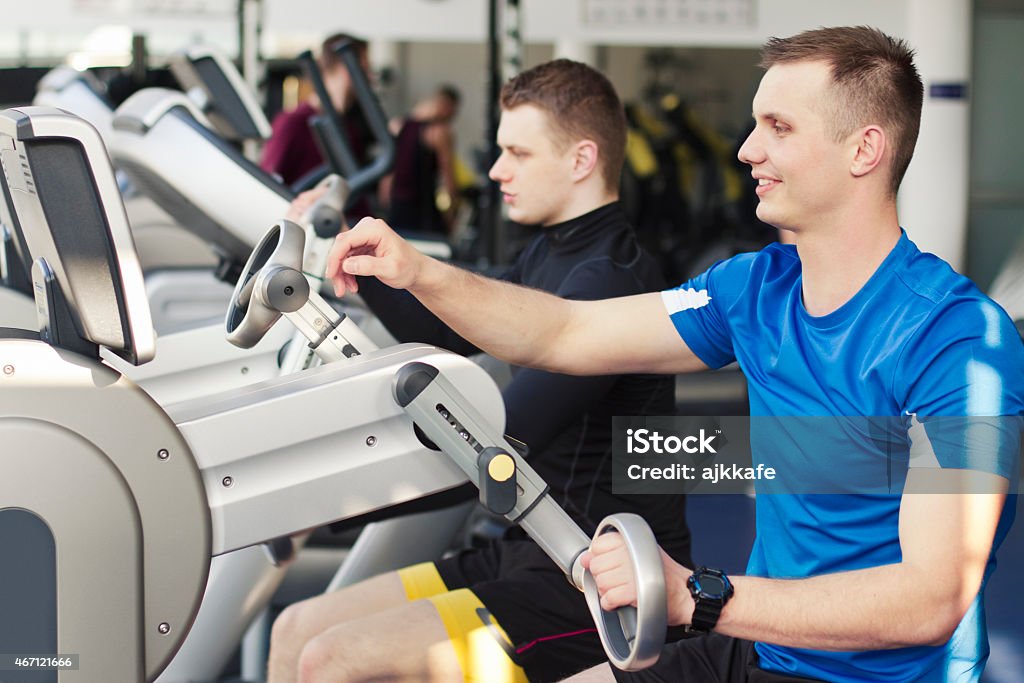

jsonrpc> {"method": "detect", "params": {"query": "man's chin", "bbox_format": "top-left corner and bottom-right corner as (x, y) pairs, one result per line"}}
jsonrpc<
(755, 205), (780, 229)
(507, 207), (533, 224)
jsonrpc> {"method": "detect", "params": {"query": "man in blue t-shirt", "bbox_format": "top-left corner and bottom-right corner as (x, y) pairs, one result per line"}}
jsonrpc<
(324, 26), (1023, 683)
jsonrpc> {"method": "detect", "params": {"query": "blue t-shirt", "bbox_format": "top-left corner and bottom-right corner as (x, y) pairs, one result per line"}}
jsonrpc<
(663, 231), (1024, 682)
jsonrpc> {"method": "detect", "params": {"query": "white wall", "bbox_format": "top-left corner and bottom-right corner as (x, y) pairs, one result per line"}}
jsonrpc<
(258, 0), (906, 61)
(898, 0), (972, 271)
(0, 1), (237, 64)
(260, 0), (905, 50)
(2, 0), (908, 62)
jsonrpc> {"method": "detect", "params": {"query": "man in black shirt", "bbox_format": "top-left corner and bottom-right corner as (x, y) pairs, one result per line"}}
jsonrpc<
(269, 59), (689, 683)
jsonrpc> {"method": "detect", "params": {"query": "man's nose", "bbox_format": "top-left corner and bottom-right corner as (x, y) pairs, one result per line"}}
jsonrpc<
(737, 128), (763, 166)
(488, 154), (508, 182)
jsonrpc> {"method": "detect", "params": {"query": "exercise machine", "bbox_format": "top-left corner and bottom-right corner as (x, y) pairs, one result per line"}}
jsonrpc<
(1, 171), (36, 329)
(0, 105), (500, 683)
(168, 44), (273, 145)
(2, 107), (474, 683)
(1, 104), (665, 681)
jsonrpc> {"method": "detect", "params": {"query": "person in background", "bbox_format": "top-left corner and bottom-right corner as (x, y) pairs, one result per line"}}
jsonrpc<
(260, 33), (371, 194)
(381, 84), (461, 236)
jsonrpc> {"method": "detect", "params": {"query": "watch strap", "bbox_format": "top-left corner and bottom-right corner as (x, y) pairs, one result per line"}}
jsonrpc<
(689, 594), (724, 633)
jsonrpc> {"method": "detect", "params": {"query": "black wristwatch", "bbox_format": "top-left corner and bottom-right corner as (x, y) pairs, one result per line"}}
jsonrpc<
(686, 566), (734, 633)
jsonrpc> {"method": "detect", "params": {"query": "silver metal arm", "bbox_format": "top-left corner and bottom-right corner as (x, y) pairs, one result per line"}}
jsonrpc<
(168, 344), (501, 556)
(280, 290), (377, 362)
(392, 361), (668, 671)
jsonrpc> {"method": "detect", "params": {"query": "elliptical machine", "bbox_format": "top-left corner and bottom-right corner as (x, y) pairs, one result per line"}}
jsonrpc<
(0, 106), (666, 681)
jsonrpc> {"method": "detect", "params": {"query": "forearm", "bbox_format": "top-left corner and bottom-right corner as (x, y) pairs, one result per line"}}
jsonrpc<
(705, 478), (1006, 652)
(357, 275), (479, 355)
(408, 258), (573, 370)
(713, 564), (964, 651)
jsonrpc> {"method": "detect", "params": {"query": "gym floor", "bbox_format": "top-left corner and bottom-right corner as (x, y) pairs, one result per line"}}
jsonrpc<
(687, 493), (1024, 683)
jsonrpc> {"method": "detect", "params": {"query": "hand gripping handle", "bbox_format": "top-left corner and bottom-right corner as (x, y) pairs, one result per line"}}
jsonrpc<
(582, 513), (667, 671)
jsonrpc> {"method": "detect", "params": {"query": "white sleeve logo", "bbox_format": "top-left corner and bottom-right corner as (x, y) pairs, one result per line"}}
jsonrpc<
(907, 412), (941, 469)
(662, 288), (712, 315)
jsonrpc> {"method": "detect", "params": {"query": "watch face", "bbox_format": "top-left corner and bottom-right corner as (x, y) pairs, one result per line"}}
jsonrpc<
(697, 574), (726, 597)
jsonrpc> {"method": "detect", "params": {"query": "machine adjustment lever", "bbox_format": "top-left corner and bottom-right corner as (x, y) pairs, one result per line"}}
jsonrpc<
(477, 447), (517, 515)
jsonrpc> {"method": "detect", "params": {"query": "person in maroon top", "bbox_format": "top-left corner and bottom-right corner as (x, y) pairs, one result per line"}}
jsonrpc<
(260, 33), (372, 203)
(382, 85), (461, 236)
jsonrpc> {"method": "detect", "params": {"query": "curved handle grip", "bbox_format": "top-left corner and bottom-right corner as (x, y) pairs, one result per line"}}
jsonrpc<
(225, 220), (309, 348)
(582, 513), (667, 671)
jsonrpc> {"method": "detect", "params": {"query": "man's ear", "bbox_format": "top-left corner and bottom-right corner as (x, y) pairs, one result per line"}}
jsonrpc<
(571, 139), (600, 182)
(850, 125), (886, 178)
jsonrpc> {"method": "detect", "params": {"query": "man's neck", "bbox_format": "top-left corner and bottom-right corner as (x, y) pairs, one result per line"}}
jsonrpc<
(794, 202), (902, 317)
(543, 189), (619, 227)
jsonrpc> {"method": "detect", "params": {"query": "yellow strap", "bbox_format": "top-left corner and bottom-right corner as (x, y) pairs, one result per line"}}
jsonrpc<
(397, 563), (528, 683)
(429, 589), (529, 683)
(398, 562), (450, 601)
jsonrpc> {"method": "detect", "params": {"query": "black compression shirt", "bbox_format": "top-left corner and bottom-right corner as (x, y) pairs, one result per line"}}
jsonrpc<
(357, 202), (690, 566)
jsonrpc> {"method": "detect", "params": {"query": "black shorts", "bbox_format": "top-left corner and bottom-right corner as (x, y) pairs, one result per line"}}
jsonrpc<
(612, 632), (824, 683)
(435, 538), (607, 682)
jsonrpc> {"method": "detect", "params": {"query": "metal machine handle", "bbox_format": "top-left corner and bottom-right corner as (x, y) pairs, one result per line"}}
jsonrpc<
(300, 174), (350, 240)
(225, 220), (376, 360)
(392, 361), (666, 671)
(225, 220), (309, 349)
(582, 513), (667, 671)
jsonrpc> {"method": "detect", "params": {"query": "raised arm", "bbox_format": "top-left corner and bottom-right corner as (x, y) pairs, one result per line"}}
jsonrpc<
(325, 217), (709, 376)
